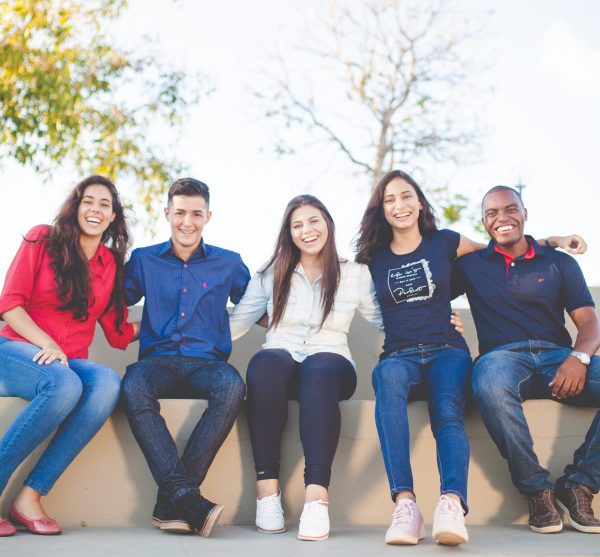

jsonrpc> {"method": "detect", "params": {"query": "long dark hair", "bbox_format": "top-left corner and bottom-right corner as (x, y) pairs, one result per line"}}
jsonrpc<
(355, 170), (438, 264)
(47, 175), (130, 330)
(261, 195), (340, 330)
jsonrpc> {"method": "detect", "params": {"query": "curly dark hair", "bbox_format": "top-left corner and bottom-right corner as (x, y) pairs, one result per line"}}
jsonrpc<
(261, 195), (340, 331)
(355, 170), (438, 265)
(47, 175), (131, 330)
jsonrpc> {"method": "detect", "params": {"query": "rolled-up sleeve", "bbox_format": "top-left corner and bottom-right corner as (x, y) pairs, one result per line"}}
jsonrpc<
(229, 271), (270, 340)
(0, 226), (47, 316)
(99, 304), (134, 350)
(356, 264), (383, 331)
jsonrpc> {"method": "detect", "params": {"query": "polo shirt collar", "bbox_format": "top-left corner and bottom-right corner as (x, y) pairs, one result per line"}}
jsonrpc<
(485, 235), (544, 260)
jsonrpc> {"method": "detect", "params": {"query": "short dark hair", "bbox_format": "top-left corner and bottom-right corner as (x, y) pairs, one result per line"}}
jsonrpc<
(168, 178), (210, 205)
(481, 185), (524, 212)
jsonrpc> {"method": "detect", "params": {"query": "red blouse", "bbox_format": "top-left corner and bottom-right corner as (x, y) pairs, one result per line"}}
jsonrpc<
(0, 225), (133, 359)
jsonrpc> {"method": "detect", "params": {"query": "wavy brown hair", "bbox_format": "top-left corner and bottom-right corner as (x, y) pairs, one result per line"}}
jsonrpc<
(355, 170), (438, 265)
(47, 175), (130, 329)
(261, 195), (341, 330)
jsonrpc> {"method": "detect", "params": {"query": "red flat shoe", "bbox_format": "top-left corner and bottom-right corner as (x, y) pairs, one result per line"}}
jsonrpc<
(0, 518), (16, 537)
(9, 504), (62, 535)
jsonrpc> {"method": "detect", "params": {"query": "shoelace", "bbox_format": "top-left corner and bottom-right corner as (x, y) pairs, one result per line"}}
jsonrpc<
(259, 495), (283, 519)
(574, 489), (594, 515)
(391, 501), (416, 526)
(528, 491), (552, 515)
(437, 496), (463, 519)
(301, 501), (328, 526)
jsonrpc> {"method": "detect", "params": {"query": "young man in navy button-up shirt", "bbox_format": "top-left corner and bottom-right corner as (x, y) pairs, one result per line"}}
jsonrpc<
(454, 186), (600, 535)
(121, 178), (250, 537)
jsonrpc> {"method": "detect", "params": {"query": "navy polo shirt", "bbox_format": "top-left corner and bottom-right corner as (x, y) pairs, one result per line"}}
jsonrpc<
(125, 239), (250, 361)
(369, 229), (469, 355)
(453, 236), (595, 355)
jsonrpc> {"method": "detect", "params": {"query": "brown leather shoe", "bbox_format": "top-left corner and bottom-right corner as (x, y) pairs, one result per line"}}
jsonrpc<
(526, 489), (562, 533)
(556, 486), (600, 533)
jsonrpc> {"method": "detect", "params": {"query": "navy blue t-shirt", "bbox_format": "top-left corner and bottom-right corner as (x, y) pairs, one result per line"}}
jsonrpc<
(369, 229), (469, 354)
(453, 237), (595, 355)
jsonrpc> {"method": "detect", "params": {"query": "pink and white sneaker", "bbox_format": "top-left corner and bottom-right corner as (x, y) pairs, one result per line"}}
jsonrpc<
(385, 498), (425, 545)
(432, 495), (469, 545)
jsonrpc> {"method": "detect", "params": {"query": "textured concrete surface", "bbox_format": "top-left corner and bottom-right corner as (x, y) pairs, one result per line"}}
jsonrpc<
(3, 525), (600, 557)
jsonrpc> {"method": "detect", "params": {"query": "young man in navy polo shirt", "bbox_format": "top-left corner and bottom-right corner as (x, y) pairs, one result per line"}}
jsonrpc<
(121, 178), (250, 537)
(454, 186), (600, 534)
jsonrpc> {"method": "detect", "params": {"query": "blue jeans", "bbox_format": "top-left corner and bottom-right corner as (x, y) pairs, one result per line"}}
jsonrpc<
(472, 340), (600, 494)
(121, 355), (245, 506)
(0, 337), (121, 496)
(372, 344), (472, 510)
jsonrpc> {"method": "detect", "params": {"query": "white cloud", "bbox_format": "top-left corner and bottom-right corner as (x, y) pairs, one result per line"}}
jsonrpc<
(539, 19), (600, 97)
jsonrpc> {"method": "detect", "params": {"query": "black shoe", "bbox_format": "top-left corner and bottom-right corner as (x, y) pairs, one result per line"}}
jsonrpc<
(556, 485), (600, 533)
(175, 492), (224, 537)
(152, 494), (193, 534)
(526, 489), (562, 534)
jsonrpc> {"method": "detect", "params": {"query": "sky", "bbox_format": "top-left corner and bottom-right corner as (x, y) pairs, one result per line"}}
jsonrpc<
(1, 0), (599, 288)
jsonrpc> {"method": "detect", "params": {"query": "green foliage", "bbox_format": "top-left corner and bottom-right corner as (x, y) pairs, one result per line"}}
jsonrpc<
(0, 0), (206, 217)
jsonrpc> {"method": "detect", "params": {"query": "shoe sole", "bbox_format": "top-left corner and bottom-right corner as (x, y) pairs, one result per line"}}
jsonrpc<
(257, 525), (287, 534)
(197, 504), (224, 538)
(297, 532), (329, 541)
(529, 522), (563, 534)
(434, 530), (468, 545)
(557, 500), (600, 533)
(151, 517), (193, 534)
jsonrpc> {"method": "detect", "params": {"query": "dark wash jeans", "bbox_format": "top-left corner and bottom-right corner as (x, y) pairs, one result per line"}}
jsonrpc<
(472, 340), (600, 494)
(372, 344), (472, 511)
(121, 355), (245, 506)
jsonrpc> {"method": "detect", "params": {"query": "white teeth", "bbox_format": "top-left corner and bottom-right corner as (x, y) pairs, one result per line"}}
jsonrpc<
(303, 236), (318, 242)
(86, 218), (101, 224)
(497, 225), (514, 232)
(394, 212), (411, 218)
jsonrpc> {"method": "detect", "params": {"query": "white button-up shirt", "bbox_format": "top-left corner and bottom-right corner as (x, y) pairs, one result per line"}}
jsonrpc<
(230, 260), (383, 367)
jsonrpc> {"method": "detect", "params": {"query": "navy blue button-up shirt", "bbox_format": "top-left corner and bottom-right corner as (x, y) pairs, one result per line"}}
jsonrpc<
(453, 236), (595, 355)
(125, 239), (250, 361)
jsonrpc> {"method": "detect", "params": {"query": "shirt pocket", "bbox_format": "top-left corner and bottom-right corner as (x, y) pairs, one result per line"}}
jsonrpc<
(270, 294), (299, 324)
(328, 296), (356, 330)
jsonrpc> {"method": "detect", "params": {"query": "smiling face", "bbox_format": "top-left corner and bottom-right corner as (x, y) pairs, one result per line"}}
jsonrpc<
(289, 204), (329, 259)
(482, 189), (528, 250)
(165, 194), (211, 257)
(77, 184), (116, 241)
(382, 178), (422, 232)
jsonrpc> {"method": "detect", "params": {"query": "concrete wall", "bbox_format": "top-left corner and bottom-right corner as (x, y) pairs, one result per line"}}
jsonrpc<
(1, 288), (599, 526)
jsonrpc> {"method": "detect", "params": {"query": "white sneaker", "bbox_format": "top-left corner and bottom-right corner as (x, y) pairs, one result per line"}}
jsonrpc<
(385, 498), (425, 545)
(256, 492), (286, 533)
(432, 495), (469, 545)
(297, 500), (330, 541)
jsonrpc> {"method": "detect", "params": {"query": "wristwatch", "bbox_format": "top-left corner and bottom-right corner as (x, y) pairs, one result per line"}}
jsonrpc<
(570, 351), (591, 366)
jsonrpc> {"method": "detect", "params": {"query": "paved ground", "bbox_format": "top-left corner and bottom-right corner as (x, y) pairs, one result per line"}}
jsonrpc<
(3, 524), (600, 557)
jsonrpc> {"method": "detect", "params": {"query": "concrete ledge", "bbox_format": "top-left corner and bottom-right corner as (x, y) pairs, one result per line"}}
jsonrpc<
(1, 398), (598, 527)
(1, 292), (599, 528)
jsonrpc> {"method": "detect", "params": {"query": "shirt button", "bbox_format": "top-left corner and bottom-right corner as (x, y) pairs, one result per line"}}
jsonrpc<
(510, 262), (515, 267)
(183, 288), (188, 293)
(180, 312), (185, 317)
(183, 264), (188, 268)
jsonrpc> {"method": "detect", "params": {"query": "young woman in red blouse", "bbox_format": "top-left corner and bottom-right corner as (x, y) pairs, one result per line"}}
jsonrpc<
(0, 176), (138, 536)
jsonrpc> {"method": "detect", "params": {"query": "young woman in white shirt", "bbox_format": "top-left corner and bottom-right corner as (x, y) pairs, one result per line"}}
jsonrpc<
(229, 195), (384, 541)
